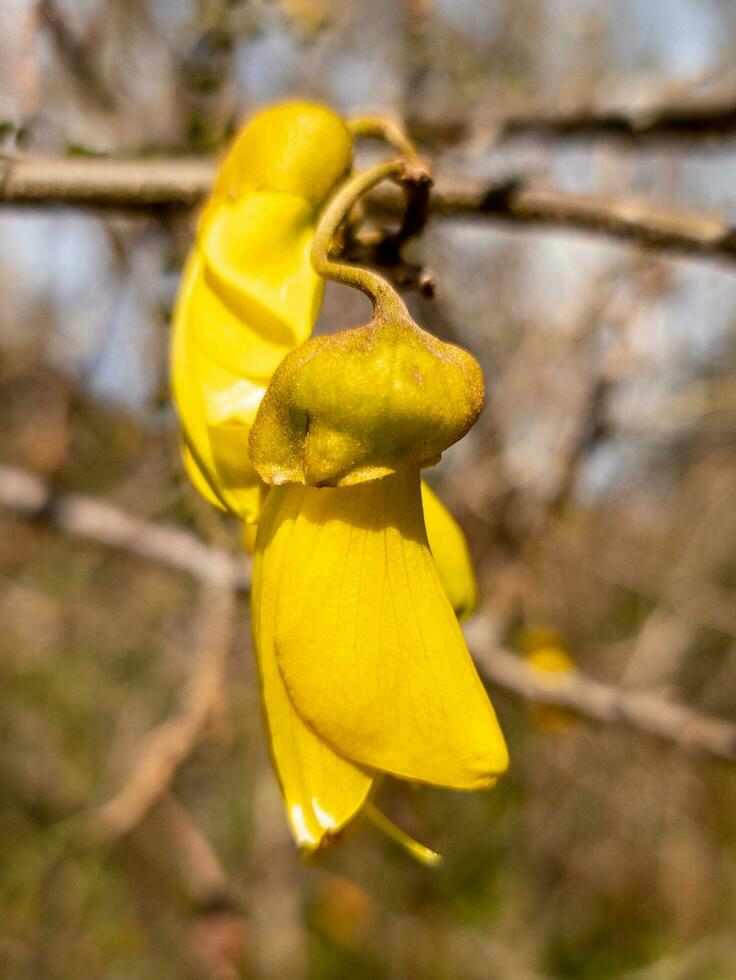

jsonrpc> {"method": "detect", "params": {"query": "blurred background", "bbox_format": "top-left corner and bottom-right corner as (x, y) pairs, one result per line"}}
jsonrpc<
(2, 1), (736, 977)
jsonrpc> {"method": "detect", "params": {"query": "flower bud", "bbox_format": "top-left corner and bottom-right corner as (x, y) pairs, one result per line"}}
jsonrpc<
(249, 316), (485, 487)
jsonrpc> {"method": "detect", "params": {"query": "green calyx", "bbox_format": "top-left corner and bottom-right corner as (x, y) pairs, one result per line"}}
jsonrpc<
(249, 312), (484, 487)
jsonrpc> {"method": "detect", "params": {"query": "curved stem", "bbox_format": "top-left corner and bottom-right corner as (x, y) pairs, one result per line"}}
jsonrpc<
(347, 115), (420, 162)
(311, 160), (416, 321)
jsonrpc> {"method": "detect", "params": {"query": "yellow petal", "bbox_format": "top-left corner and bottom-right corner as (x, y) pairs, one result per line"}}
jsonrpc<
(421, 481), (478, 620)
(267, 469), (508, 788)
(198, 192), (323, 371)
(252, 486), (373, 851)
(181, 438), (267, 523)
(171, 191), (324, 522)
(172, 286), (268, 521)
(212, 101), (352, 206)
(181, 440), (228, 512)
(240, 521), (259, 555)
(171, 103), (353, 520)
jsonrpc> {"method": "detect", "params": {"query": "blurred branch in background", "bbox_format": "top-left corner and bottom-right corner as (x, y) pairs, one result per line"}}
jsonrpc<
(466, 619), (736, 764)
(90, 580), (236, 845)
(0, 156), (214, 209)
(3, 156), (736, 269)
(3, 464), (736, 764)
(409, 87), (736, 145)
(0, 465), (247, 589)
(36, 0), (119, 111)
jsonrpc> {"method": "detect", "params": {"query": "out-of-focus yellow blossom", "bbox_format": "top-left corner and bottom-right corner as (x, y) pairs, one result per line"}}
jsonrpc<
(172, 102), (507, 858)
(519, 627), (578, 732)
(311, 873), (376, 949)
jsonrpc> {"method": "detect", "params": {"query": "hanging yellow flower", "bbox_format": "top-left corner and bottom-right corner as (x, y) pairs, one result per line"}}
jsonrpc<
(171, 102), (508, 860)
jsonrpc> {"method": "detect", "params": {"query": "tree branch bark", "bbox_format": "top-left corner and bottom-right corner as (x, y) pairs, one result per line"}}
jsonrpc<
(465, 618), (736, 763)
(0, 464), (247, 588)
(0, 155), (215, 209)
(409, 94), (736, 145)
(91, 581), (235, 846)
(372, 178), (736, 264)
(2, 156), (736, 267)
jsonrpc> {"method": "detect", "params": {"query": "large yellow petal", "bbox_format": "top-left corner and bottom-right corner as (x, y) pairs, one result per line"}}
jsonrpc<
(421, 481), (478, 620)
(252, 487), (373, 852)
(269, 469), (508, 789)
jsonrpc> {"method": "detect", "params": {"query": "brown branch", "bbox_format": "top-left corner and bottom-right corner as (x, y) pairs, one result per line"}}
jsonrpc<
(141, 794), (246, 921)
(0, 155), (216, 209)
(499, 101), (736, 141)
(90, 580), (235, 846)
(148, 795), (234, 908)
(2, 158), (736, 268)
(3, 465), (736, 763)
(465, 618), (736, 763)
(37, 0), (118, 111)
(0, 464), (248, 588)
(408, 179), (736, 264)
(408, 93), (736, 145)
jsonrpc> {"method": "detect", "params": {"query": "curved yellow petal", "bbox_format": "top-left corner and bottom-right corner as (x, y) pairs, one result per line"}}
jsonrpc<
(181, 436), (267, 523)
(181, 441), (228, 512)
(172, 103), (354, 520)
(421, 481), (478, 620)
(268, 469), (508, 789)
(198, 192), (324, 373)
(252, 486), (373, 852)
(172, 266), (268, 522)
(212, 101), (352, 207)
(171, 190), (324, 521)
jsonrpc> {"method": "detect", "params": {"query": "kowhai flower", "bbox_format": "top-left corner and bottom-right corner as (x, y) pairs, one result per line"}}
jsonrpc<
(519, 627), (578, 733)
(172, 102), (508, 859)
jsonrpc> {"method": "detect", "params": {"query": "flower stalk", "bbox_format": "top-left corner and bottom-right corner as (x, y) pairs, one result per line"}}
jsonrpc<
(310, 158), (426, 323)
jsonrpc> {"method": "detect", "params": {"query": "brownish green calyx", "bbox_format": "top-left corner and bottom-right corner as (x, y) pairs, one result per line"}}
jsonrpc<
(249, 313), (484, 487)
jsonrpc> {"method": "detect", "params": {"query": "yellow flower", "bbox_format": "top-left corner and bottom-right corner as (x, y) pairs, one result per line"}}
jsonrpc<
(171, 102), (508, 857)
(519, 627), (578, 732)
